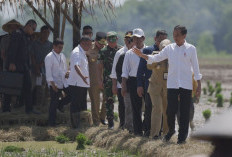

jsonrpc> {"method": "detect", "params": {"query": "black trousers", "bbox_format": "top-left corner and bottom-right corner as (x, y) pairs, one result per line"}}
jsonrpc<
(58, 87), (72, 109)
(69, 85), (88, 113)
(117, 88), (125, 127)
(167, 88), (192, 141)
(2, 70), (33, 112)
(128, 77), (143, 135)
(143, 92), (152, 136)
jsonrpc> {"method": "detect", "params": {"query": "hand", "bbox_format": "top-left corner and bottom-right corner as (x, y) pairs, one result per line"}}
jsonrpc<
(132, 48), (142, 57)
(137, 87), (144, 97)
(112, 84), (117, 95)
(65, 71), (70, 79)
(9, 63), (16, 71)
(121, 86), (127, 97)
(52, 85), (58, 92)
(82, 76), (89, 85)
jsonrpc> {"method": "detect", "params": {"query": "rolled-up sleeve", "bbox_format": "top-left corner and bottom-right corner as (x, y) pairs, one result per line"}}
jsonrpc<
(147, 47), (169, 64)
(121, 51), (130, 78)
(45, 55), (53, 82)
(191, 47), (202, 80)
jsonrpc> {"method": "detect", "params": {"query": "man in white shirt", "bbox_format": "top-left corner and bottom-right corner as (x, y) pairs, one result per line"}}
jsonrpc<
(132, 25), (202, 144)
(45, 38), (69, 126)
(67, 36), (92, 128)
(110, 31), (134, 130)
(121, 28), (147, 136)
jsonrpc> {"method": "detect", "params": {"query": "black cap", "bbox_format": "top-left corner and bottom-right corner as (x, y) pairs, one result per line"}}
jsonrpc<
(95, 32), (107, 45)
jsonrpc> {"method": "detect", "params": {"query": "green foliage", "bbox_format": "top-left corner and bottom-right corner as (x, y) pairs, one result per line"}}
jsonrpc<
(203, 87), (207, 95)
(3, 146), (25, 153)
(215, 82), (221, 88)
(86, 139), (93, 145)
(230, 97), (232, 106)
(197, 31), (217, 55)
(207, 81), (211, 88)
(55, 135), (70, 144)
(203, 109), (211, 120)
(114, 112), (119, 122)
(76, 133), (87, 150)
(208, 85), (215, 96)
(216, 94), (224, 107)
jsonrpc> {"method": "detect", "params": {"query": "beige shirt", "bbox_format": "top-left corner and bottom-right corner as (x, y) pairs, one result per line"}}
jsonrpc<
(86, 42), (101, 86)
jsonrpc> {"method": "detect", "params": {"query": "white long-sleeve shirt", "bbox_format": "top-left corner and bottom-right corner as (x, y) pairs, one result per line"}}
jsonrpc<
(110, 45), (128, 88)
(67, 45), (90, 88)
(122, 45), (147, 78)
(147, 41), (202, 90)
(45, 50), (68, 89)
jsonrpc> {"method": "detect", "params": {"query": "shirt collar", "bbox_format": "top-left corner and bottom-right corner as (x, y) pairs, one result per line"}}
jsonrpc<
(175, 40), (187, 48)
(52, 49), (61, 57)
(78, 45), (85, 54)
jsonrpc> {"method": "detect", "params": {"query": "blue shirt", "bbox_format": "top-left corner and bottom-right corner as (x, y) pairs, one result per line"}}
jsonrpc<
(136, 44), (159, 92)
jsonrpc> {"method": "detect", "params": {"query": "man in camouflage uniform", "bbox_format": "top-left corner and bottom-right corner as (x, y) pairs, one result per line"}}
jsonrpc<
(98, 31), (121, 129)
(86, 32), (107, 125)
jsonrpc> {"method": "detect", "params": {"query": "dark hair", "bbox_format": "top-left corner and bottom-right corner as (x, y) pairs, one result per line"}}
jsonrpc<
(80, 36), (92, 42)
(83, 25), (92, 30)
(53, 38), (64, 46)
(25, 19), (37, 26)
(156, 30), (168, 38)
(174, 25), (187, 35)
(40, 25), (50, 32)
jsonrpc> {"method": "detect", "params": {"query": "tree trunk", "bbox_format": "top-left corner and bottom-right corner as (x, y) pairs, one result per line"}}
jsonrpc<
(72, 0), (82, 48)
(54, 1), (61, 40)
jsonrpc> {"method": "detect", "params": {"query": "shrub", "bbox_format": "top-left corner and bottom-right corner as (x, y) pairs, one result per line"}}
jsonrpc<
(215, 82), (221, 88)
(216, 94), (224, 107)
(203, 109), (211, 120)
(55, 135), (70, 144)
(114, 112), (119, 122)
(207, 81), (210, 89)
(203, 87), (207, 95)
(4, 146), (25, 152)
(76, 133), (87, 150)
(208, 85), (214, 96)
(86, 139), (93, 145)
(215, 87), (222, 97)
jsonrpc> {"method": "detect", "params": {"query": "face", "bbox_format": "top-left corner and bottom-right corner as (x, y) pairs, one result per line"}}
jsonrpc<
(133, 36), (145, 49)
(155, 35), (167, 48)
(95, 40), (105, 50)
(124, 37), (134, 49)
(41, 29), (50, 41)
(173, 29), (186, 46)
(53, 44), (64, 54)
(82, 28), (93, 38)
(80, 40), (92, 51)
(28, 24), (37, 35)
(107, 38), (118, 48)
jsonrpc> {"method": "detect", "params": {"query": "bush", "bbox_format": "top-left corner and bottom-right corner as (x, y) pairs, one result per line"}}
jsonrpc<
(215, 82), (221, 88)
(55, 135), (70, 144)
(4, 146), (25, 152)
(203, 109), (211, 120)
(208, 85), (215, 96)
(216, 94), (224, 107)
(76, 133), (87, 150)
(86, 139), (93, 145)
(207, 81), (210, 89)
(215, 87), (222, 97)
(114, 112), (119, 122)
(203, 87), (207, 95)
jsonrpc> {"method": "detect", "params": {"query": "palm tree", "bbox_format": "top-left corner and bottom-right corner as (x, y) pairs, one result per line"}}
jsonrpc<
(0, 0), (117, 48)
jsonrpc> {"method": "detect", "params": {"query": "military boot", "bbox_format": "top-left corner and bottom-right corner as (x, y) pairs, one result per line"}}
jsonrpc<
(108, 119), (114, 130)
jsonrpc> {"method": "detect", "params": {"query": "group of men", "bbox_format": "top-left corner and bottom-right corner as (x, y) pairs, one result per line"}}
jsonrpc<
(0, 18), (202, 144)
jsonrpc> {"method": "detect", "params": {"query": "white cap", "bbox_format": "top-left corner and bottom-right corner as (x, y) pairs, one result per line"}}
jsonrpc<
(133, 28), (145, 38)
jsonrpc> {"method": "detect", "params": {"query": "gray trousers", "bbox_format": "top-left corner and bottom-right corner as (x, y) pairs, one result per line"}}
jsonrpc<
(124, 92), (133, 132)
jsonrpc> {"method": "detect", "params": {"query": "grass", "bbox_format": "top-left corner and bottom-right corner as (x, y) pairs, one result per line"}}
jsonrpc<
(0, 141), (138, 156)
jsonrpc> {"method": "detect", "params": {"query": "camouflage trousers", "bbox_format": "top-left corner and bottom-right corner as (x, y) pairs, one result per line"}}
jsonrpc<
(103, 80), (114, 121)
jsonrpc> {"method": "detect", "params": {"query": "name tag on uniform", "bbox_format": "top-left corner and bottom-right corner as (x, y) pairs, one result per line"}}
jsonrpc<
(163, 72), (168, 80)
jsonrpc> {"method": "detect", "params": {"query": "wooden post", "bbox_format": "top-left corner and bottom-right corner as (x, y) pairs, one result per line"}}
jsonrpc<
(53, 1), (61, 40)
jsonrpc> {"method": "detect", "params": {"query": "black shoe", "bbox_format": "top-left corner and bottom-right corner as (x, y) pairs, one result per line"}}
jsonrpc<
(101, 119), (108, 125)
(153, 135), (160, 140)
(163, 131), (175, 142)
(108, 120), (114, 130)
(177, 140), (186, 145)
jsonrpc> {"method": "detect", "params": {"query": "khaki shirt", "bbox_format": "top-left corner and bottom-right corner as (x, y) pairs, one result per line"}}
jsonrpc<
(86, 42), (100, 85)
(147, 51), (168, 94)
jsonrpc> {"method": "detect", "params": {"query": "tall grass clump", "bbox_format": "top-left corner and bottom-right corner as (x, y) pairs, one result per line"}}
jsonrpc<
(76, 133), (87, 150)
(203, 109), (211, 121)
(216, 94), (224, 107)
(55, 135), (70, 144)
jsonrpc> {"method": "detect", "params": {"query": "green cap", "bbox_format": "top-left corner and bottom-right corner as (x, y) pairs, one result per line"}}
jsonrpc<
(107, 31), (117, 43)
